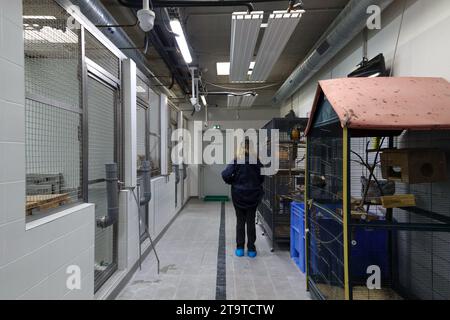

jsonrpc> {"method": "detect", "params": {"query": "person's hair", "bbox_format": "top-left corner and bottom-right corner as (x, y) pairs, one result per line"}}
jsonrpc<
(236, 138), (257, 161)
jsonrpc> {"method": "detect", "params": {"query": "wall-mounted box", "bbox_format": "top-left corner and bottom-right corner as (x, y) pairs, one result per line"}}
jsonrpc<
(380, 149), (447, 184)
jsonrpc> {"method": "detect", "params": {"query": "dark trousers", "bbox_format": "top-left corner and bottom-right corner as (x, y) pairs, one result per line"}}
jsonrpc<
(235, 205), (257, 251)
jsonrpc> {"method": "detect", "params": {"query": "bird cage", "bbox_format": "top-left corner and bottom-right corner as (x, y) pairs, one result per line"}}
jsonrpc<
(257, 117), (308, 250)
(305, 77), (450, 300)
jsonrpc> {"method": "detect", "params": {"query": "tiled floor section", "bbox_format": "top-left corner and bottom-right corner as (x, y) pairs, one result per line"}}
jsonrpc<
(117, 199), (310, 300)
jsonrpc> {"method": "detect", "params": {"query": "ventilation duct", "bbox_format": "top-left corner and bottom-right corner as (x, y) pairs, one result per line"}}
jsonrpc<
(272, 0), (395, 104)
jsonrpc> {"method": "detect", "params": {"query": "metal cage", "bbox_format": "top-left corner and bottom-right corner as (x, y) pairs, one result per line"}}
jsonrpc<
(305, 78), (450, 300)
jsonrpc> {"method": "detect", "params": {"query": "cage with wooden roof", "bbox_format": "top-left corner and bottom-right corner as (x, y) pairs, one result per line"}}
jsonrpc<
(303, 77), (450, 300)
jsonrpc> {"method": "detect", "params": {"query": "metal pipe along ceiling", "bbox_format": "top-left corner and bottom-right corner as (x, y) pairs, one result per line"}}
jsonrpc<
(272, 0), (395, 105)
(118, 0), (284, 12)
(70, 0), (181, 97)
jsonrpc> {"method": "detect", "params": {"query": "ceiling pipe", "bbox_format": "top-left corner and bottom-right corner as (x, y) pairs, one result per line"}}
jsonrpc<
(117, 0), (263, 12)
(272, 0), (395, 105)
(70, 0), (179, 98)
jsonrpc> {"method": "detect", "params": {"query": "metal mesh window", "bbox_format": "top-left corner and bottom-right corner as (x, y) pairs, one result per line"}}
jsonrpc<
(87, 77), (117, 286)
(85, 31), (120, 79)
(136, 105), (147, 165)
(23, 0), (82, 218)
(149, 89), (161, 176)
(137, 75), (160, 176)
(168, 107), (178, 174)
(136, 76), (149, 170)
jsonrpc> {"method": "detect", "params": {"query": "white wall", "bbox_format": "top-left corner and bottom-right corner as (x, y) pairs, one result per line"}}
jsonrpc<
(280, 0), (450, 116)
(185, 116), (271, 198)
(0, 0), (96, 300)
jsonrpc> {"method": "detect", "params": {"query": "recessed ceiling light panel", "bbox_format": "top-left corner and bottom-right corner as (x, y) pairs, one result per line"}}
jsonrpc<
(216, 62), (230, 76)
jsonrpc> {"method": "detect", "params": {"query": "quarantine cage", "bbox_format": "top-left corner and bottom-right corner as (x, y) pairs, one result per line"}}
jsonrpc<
(305, 77), (450, 300)
(257, 116), (308, 250)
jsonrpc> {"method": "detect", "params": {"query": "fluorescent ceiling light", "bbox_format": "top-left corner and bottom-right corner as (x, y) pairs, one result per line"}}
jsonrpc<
(23, 15), (57, 20)
(227, 94), (257, 108)
(216, 62), (230, 76)
(170, 19), (193, 64)
(201, 95), (207, 106)
(250, 10), (304, 82)
(248, 61), (255, 75)
(227, 95), (242, 108)
(217, 61), (255, 76)
(240, 94), (258, 108)
(230, 11), (263, 82)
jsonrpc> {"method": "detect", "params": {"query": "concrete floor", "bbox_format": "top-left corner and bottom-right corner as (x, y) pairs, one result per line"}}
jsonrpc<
(117, 199), (310, 300)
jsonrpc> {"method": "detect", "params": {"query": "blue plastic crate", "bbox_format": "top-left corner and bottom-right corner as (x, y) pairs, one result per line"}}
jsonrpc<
(290, 202), (305, 273)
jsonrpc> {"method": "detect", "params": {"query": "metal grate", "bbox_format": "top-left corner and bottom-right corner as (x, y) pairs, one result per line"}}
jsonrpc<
(85, 31), (120, 79)
(23, 0), (82, 216)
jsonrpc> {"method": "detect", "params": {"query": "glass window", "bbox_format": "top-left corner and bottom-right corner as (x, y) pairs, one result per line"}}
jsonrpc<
(23, 0), (82, 220)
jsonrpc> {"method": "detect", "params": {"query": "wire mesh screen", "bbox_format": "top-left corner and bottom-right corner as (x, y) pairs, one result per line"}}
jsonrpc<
(85, 31), (120, 79)
(87, 77), (115, 217)
(136, 75), (150, 170)
(137, 76), (150, 103)
(260, 175), (298, 240)
(87, 76), (117, 285)
(308, 125), (343, 209)
(348, 131), (450, 300)
(136, 104), (147, 168)
(149, 89), (161, 176)
(308, 203), (345, 300)
(23, 0), (82, 216)
(396, 230), (450, 299)
(307, 121), (344, 300)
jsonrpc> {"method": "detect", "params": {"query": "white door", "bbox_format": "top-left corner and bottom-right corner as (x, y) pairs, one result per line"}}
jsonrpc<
(200, 131), (231, 198)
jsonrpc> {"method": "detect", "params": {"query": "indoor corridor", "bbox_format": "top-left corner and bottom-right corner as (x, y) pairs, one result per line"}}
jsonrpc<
(117, 199), (310, 300)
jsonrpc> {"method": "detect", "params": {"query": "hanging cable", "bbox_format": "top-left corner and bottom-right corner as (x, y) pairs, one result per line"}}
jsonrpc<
(204, 80), (280, 91)
(390, 0), (407, 77)
(143, 33), (150, 54)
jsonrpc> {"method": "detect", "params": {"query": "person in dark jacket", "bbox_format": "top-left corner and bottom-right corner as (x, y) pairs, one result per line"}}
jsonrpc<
(222, 140), (264, 258)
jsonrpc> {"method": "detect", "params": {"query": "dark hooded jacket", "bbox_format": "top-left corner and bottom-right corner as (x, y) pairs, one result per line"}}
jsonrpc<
(221, 157), (264, 209)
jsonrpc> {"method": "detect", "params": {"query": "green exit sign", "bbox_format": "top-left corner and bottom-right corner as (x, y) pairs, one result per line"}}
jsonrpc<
(213, 125), (221, 130)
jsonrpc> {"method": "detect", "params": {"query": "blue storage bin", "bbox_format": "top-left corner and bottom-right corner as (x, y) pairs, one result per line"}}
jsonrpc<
(350, 225), (391, 281)
(290, 202), (306, 273)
